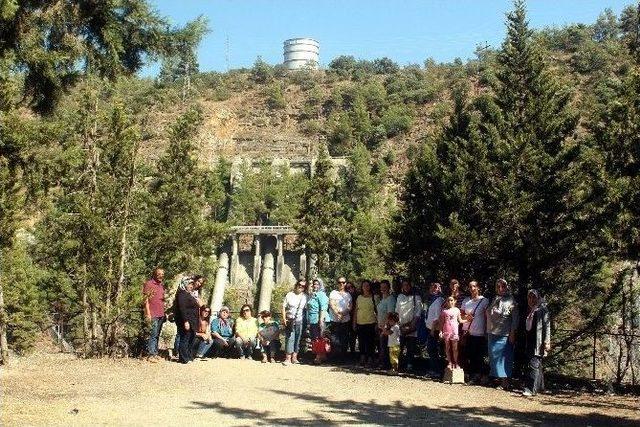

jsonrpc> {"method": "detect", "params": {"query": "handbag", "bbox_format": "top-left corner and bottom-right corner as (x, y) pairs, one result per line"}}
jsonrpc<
(460, 297), (484, 344)
(400, 294), (418, 336)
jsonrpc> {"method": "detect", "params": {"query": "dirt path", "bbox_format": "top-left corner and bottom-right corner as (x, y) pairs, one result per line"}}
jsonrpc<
(2, 352), (638, 426)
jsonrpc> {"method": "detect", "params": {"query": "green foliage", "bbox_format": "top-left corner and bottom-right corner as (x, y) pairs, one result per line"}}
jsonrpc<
(2, 239), (47, 354)
(265, 82), (287, 109)
(298, 145), (348, 278)
(394, 1), (610, 326)
(379, 105), (413, 137)
(250, 56), (274, 84)
(140, 107), (227, 276)
(229, 162), (309, 226)
(158, 16), (209, 88)
(0, 0), (176, 114)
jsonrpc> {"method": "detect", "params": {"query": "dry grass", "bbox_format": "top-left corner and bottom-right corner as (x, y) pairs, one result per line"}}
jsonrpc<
(2, 351), (639, 426)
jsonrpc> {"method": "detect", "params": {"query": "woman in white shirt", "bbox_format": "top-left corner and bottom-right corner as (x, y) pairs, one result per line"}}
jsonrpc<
(282, 280), (308, 366)
(328, 277), (352, 356)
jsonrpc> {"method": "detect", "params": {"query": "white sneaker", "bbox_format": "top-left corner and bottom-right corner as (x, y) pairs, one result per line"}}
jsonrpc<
(282, 360), (291, 366)
(522, 388), (533, 397)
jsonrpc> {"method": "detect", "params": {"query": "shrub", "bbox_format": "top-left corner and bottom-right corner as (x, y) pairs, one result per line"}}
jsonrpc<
(265, 83), (286, 109)
(379, 105), (413, 137)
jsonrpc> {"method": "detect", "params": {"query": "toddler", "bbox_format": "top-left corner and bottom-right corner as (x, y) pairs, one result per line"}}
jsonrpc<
(382, 312), (401, 372)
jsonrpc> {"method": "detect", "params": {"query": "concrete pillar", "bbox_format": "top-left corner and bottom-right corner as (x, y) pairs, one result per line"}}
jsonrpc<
(299, 250), (307, 282)
(252, 236), (262, 286)
(308, 253), (318, 281)
(211, 252), (229, 313)
(230, 234), (239, 286)
(258, 253), (275, 312)
(275, 235), (284, 284)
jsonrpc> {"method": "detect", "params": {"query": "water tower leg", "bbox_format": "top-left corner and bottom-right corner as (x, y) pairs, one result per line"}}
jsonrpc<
(211, 252), (229, 313)
(258, 253), (275, 312)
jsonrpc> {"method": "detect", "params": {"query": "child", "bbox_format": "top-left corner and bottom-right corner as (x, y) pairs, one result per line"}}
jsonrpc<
(382, 312), (401, 372)
(438, 296), (470, 369)
(258, 310), (281, 363)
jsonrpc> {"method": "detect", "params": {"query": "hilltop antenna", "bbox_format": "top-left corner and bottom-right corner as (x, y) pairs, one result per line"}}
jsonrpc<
(225, 35), (230, 72)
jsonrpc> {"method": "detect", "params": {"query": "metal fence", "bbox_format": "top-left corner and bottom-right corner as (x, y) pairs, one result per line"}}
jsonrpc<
(551, 328), (639, 385)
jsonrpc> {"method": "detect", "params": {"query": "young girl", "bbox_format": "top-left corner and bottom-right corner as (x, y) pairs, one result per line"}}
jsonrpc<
(438, 296), (470, 369)
(258, 310), (281, 363)
(382, 312), (401, 372)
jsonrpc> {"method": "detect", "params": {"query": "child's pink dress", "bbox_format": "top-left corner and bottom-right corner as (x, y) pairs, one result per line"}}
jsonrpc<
(440, 307), (461, 341)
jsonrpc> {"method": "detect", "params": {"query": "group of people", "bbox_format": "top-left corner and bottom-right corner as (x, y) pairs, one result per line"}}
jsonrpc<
(143, 268), (551, 397)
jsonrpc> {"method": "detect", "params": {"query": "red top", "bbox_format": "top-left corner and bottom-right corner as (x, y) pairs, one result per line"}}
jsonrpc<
(143, 279), (165, 318)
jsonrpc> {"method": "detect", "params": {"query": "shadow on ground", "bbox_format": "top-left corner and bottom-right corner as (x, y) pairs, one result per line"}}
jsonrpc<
(186, 389), (638, 426)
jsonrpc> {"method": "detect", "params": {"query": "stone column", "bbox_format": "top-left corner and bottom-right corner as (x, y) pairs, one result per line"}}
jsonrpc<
(229, 234), (239, 286)
(210, 252), (229, 313)
(275, 235), (284, 285)
(252, 235), (262, 287)
(299, 249), (307, 282)
(258, 253), (275, 312)
(307, 253), (318, 281)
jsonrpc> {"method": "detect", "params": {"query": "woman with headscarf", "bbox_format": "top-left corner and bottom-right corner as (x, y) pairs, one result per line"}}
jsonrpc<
(307, 278), (329, 364)
(486, 278), (519, 389)
(176, 277), (201, 363)
(523, 289), (551, 396)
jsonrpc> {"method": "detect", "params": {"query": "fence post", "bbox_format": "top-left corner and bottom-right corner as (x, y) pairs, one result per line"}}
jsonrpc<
(592, 331), (597, 380)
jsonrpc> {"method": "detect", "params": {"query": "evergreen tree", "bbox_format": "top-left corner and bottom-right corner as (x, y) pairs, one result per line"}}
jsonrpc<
(298, 145), (348, 279)
(140, 107), (226, 277)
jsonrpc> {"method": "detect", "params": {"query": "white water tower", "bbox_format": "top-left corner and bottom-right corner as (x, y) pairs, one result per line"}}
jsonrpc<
(283, 38), (319, 70)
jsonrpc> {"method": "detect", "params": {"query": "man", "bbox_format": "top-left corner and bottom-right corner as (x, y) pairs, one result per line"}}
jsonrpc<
(395, 278), (422, 372)
(424, 282), (444, 377)
(143, 268), (166, 363)
(328, 277), (352, 358)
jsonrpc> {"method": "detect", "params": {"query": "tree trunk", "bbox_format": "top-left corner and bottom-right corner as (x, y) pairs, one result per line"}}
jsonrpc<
(0, 275), (10, 365)
(82, 263), (90, 357)
(110, 139), (139, 350)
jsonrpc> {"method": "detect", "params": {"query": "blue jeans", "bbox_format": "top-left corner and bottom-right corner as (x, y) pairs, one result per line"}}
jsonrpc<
(196, 338), (214, 357)
(285, 320), (303, 354)
(147, 316), (164, 356)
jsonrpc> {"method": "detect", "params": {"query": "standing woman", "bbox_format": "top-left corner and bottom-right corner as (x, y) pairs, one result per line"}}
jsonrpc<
(376, 280), (397, 368)
(353, 280), (378, 366)
(234, 304), (258, 360)
(345, 281), (359, 354)
(461, 281), (489, 383)
(523, 289), (551, 397)
(177, 278), (200, 364)
(328, 277), (353, 357)
(486, 278), (519, 389)
(282, 280), (308, 366)
(307, 279), (329, 364)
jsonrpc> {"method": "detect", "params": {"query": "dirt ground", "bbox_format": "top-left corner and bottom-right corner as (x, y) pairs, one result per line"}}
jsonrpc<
(2, 352), (639, 427)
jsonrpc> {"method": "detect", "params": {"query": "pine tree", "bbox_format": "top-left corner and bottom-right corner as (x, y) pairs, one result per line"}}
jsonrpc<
(140, 107), (227, 277)
(298, 145), (348, 279)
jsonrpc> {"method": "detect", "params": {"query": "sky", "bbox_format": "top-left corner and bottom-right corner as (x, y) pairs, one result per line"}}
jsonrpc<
(146, 0), (633, 74)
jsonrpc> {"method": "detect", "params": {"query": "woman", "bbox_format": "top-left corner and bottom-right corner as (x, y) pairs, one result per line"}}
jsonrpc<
(395, 279), (422, 372)
(234, 304), (258, 360)
(210, 306), (236, 357)
(461, 281), (489, 383)
(353, 280), (378, 366)
(193, 306), (213, 358)
(447, 279), (465, 308)
(177, 278), (200, 363)
(486, 278), (519, 389)
(376, 280), (396, 368)
(523, 289), (551, 397)
(307, 279), (329, 364)
(328, 277), (352, 357)
(282, 280), (308, 366)
(345, 281), (359, 354)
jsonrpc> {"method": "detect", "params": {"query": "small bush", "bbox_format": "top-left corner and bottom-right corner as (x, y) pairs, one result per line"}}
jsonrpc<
(265, 83), (286, 110)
